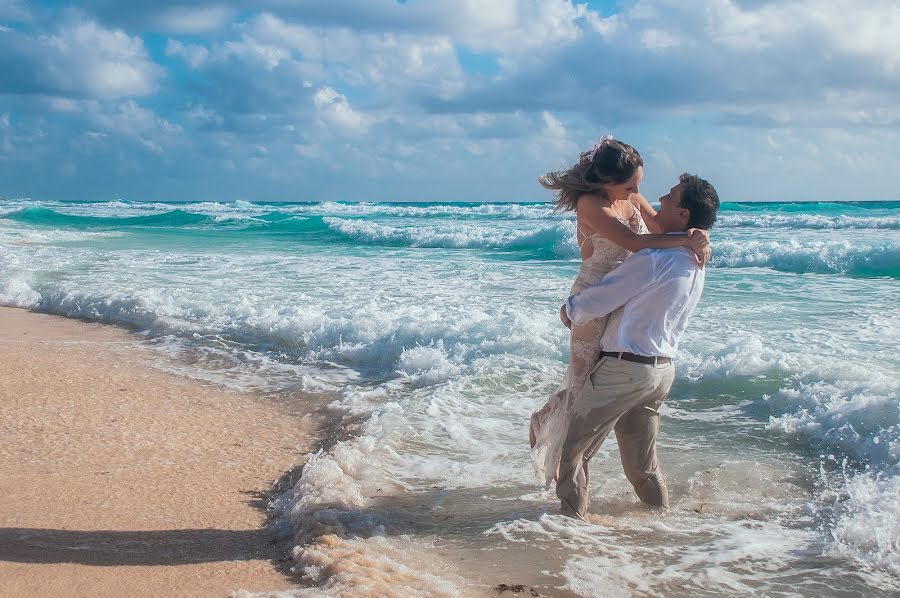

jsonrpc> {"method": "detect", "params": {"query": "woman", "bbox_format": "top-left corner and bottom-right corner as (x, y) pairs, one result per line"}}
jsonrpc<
(530, 136), (710, 488)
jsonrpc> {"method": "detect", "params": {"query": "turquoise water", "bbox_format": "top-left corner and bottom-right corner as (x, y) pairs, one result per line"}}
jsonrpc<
(2, 198), (898, 596)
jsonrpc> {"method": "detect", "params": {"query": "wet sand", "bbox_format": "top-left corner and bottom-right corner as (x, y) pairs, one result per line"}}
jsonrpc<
(0, 307), (317, 597)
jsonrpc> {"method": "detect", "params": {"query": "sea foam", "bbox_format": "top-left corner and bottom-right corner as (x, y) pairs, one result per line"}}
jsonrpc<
(2, 197), (898, 593)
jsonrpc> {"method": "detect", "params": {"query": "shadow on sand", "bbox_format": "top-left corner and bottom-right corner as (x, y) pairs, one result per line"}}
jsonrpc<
(0, 526), (291, 567)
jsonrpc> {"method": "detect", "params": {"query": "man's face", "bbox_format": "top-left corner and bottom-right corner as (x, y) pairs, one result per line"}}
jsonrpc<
(656, 183), (689, 232)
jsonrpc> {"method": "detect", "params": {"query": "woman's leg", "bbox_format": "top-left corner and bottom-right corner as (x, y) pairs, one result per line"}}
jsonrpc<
(530, 318), (603, 445)
(530, 317), (606, 486)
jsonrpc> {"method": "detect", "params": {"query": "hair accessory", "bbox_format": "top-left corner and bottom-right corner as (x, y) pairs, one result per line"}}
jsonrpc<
(587, 134), (616, 162)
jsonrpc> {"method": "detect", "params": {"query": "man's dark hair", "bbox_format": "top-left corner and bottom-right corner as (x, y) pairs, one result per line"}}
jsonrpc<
(678, 173), (719, 229)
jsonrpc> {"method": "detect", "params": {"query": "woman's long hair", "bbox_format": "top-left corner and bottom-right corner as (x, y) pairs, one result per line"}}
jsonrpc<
(540, 138), (643, 212)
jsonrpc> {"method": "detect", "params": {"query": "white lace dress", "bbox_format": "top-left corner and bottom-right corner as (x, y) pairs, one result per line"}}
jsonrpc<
(531, 203), (648, 488)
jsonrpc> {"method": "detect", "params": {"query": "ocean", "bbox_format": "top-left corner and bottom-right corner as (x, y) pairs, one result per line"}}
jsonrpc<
(1, 198), (898, 596)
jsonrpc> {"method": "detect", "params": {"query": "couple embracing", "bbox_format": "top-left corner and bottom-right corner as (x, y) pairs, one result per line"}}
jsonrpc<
(530, 137), (720, 520)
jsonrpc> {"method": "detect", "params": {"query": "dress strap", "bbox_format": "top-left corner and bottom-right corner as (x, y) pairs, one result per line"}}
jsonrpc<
(576, 224), (593, 249)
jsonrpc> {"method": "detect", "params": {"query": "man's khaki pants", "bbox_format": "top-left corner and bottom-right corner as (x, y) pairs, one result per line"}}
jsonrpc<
(556, 356), (675, 520)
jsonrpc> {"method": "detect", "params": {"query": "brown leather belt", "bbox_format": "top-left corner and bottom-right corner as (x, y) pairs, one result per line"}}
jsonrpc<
(600, 351), (672, 365)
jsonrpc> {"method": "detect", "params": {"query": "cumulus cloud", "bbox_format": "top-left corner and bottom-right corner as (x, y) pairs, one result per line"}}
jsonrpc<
(530, 111), (579, 163)
(2, 1), (899, 202)
(312, 86), (370, 134)
(152, 10), (469, 143)
(87, 99), (181, 138)
(231, 0), (597, 54)
(185, 104), (224, 126)
(0, 0), (30, 22)
(41, 1), (900, 127)
(165, 39), (209, 68)
(72, 1), (234, 33)
(0, 12), (162, 99)
(429, 0), (900, 127)
(226, 12), (465, 95)
(154, 4), (234, 33)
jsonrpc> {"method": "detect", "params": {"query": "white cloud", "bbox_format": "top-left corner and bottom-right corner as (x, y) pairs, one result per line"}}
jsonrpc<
(222, 31), (291, 71)
(702, 0), (900, 71)
(434, 0), (900, 128)
(156, 11), (468, 142)
(233, 12), (464, 94)
(0, 13), (163, 99)
(186, 104), (223, 125)
(44, 18), (162, 98)
(44, 97), (81, 113)
(639, 28), (682, 52)
(693, 0), (900, 72)
(294, 142), (320, 158)
(542, 111), (566, 138)
(241, 0), (598, 55)
(313, 87), (370, 134)
(154, 5), (233, 34)
(83, 99), (183, 155)
(647, 146), (675, 171)
(533, 110), (578, 162)
(165, 39), (209, 68)
(0, 0), (30, 22)
(3, 1), (900, 202)
(443, 0), (594, 53)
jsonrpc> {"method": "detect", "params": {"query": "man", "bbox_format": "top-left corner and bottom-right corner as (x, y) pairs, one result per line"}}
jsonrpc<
(556, 173), (720, 520)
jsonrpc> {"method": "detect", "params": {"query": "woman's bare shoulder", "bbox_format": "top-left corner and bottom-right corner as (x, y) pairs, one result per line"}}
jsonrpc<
(576, 193), (612, 212)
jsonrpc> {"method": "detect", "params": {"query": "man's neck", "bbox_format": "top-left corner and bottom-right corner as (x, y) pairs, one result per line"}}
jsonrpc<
(652, 215), (689, 234)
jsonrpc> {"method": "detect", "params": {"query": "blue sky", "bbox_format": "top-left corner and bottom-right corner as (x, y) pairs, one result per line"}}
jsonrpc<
(1, 0), (898, 202)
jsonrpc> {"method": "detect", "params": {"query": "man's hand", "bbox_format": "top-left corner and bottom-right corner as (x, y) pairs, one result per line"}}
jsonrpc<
(560, 304), (572, 329)
(687, 228), (712, 269)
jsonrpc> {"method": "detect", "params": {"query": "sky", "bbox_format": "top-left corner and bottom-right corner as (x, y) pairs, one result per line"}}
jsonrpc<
(1, 0), (899, 203)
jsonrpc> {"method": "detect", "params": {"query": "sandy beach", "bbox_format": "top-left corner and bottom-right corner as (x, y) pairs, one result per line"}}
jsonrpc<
(0, 307), (318, 597)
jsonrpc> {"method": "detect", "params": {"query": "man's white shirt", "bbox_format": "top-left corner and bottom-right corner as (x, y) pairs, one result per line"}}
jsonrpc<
(565, 246), (706, 358)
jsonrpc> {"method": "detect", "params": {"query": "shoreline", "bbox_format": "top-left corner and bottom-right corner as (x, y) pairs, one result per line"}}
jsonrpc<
(0, 306), (318, 597)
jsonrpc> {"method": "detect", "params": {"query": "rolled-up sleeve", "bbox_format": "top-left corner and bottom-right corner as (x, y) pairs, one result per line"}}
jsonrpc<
(565, 251), (655, 326)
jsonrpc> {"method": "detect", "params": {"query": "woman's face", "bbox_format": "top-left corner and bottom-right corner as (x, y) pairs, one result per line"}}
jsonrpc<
(605, 165), (643, 202)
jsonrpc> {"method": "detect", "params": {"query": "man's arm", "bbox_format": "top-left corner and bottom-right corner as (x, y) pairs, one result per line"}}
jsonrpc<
(565, 251), (655, 326)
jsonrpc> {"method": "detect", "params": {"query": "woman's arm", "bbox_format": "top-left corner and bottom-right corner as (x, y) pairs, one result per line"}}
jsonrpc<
(577, 195), (707, 254)
(630, 193), (661, 234)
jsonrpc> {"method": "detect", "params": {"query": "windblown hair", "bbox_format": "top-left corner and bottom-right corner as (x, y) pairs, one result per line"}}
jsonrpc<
(540, 138), (643, 212)
(678, 173), (720, 230)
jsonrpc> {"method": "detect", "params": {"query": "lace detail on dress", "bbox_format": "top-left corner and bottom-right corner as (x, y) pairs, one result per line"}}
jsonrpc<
(531, 202), (647, 488)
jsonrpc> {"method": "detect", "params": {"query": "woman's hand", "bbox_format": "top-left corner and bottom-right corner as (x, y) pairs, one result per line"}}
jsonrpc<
(560, 304), (572, 329)
(686, 228), (712, 268)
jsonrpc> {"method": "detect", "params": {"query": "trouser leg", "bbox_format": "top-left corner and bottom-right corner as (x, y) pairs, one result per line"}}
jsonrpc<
(556, 414), (615, 520)
(614, 365), (674, 507)
(555, 359), (645, 520)
(614, 405), (667, 506)
(583, 422), (607, 461)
